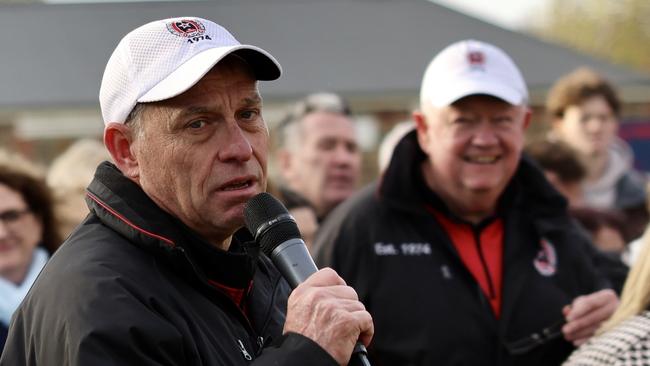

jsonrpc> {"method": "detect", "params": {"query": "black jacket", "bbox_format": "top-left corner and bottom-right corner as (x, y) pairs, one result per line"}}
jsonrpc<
(0, 323), (6, 353)
(0, 162), (336, 366)
(314, 131), (608, 366)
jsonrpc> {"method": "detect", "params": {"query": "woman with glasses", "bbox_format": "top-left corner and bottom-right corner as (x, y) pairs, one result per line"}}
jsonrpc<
(564, 225), (650, 365)
(0, 152), (60, 350)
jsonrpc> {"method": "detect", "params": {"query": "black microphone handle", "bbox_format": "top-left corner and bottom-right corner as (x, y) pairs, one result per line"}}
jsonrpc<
(269, 239), (371, 366)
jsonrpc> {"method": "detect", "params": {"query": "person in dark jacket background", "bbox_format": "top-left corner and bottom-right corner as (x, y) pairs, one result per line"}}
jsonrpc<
(0, 17), (373, 366)
(313, 39), (618, 365)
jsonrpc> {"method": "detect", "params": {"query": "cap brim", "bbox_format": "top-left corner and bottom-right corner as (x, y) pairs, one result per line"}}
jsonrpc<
(429, 75), (525, 107)
(139, 45), (281, 103)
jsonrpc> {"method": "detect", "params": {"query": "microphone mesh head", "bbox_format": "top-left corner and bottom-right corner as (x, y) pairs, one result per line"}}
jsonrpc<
(244, 192), (302, 256)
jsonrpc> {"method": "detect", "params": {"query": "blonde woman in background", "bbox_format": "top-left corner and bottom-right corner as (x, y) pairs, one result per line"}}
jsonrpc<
(564, 229), (650, 365)
(46, 139), (111, 239)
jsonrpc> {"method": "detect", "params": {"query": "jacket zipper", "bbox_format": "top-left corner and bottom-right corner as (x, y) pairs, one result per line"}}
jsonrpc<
(427, 206), (498, 313)
(256, 336), (266, 356)
(238, 339), (253, 361)
(473, 228), (496, 299)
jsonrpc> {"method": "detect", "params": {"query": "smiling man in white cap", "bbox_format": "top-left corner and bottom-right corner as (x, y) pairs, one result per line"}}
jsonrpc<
(0, 17), (372, 366)
(314, 39), (617, 365)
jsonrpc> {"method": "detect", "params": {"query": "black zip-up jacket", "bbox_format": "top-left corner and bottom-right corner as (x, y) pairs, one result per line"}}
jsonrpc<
(0, 162), (336, 366)
(314, 131), (608, 366)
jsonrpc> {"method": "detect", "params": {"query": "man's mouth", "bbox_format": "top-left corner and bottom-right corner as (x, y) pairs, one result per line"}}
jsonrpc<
(327, 174), (355, 187)
(220, 178), (255, 191)
(464, 155), (500, 164)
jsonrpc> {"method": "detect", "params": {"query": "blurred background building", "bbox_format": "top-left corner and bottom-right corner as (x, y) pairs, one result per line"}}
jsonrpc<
(2, 0), (650, 179)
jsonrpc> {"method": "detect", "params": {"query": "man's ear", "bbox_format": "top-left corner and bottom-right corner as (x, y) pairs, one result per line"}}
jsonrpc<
(104, 122), (139, 180)
(413, 110), (430, 154)
(523, 107), (533, 130)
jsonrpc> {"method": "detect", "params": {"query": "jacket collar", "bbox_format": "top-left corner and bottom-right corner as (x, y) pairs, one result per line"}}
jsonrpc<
(85, 161), (257, 289)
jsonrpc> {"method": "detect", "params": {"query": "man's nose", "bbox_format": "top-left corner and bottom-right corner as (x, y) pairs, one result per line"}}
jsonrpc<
(472, 124), (499, 146)
(584, 117), (605, 133)
(332, 144), (356, 165)
(217, 124), (253, 162)
(0, 220), (9, 239)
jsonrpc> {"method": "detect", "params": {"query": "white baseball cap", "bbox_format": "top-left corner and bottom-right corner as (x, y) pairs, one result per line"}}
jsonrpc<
(99, 17), (282, 125)
(420, 39), (528, 107)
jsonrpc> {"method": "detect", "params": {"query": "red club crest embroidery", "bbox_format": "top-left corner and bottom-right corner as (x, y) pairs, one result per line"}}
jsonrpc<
(166, 19), (206, 38)
(533, 238), (557, 277)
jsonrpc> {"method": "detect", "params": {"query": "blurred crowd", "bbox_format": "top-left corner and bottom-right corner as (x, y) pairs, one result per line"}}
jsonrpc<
(1, 41), (650, 365)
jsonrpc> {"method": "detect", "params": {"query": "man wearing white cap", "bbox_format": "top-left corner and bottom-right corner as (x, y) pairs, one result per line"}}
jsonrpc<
(314, 40), (617, 365)
(0, 17), (372, 366)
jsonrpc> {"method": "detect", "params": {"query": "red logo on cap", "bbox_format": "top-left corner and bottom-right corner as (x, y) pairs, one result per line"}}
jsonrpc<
(467, 51), (485, 67)
(166, 19), (206, 38)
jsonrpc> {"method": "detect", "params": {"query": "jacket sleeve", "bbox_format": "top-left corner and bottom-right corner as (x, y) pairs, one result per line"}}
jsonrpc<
(0, 277), (188, 366)
(253, 332), (337, 366)
(69, 304), (188, 366)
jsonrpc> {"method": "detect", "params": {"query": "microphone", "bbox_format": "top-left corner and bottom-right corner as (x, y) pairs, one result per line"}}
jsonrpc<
(244, 192), (371, 366)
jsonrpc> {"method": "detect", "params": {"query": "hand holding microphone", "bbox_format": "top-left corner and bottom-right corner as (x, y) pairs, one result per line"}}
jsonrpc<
(284, 268), (373, 365)
(244, 193), (373, 366)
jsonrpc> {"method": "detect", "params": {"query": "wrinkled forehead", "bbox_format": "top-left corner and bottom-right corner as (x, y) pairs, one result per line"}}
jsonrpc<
(133, 69), (262, 134)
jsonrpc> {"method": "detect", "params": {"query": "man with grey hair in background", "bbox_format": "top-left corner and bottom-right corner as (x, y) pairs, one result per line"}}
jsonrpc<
(273, 93), (362, 248)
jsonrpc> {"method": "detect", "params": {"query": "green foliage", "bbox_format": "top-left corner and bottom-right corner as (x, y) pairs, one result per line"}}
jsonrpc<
(533, 0), (650, 72)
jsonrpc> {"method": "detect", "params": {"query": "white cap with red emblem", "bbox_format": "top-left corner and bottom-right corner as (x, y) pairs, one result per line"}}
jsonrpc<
(99, 17), (281, 126)
(420, 39), (528, 107)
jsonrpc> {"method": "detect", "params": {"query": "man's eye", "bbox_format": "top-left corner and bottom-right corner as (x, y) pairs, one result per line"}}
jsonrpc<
(239, 110), (258, 120)
(454, 117), (472, 124)
(187, 120), (207, 129)
(317, 139), (337, 151)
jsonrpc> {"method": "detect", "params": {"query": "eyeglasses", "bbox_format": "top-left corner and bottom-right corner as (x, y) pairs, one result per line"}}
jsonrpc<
(0, 208), (31, 226)
(503, 320), (565, 355)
